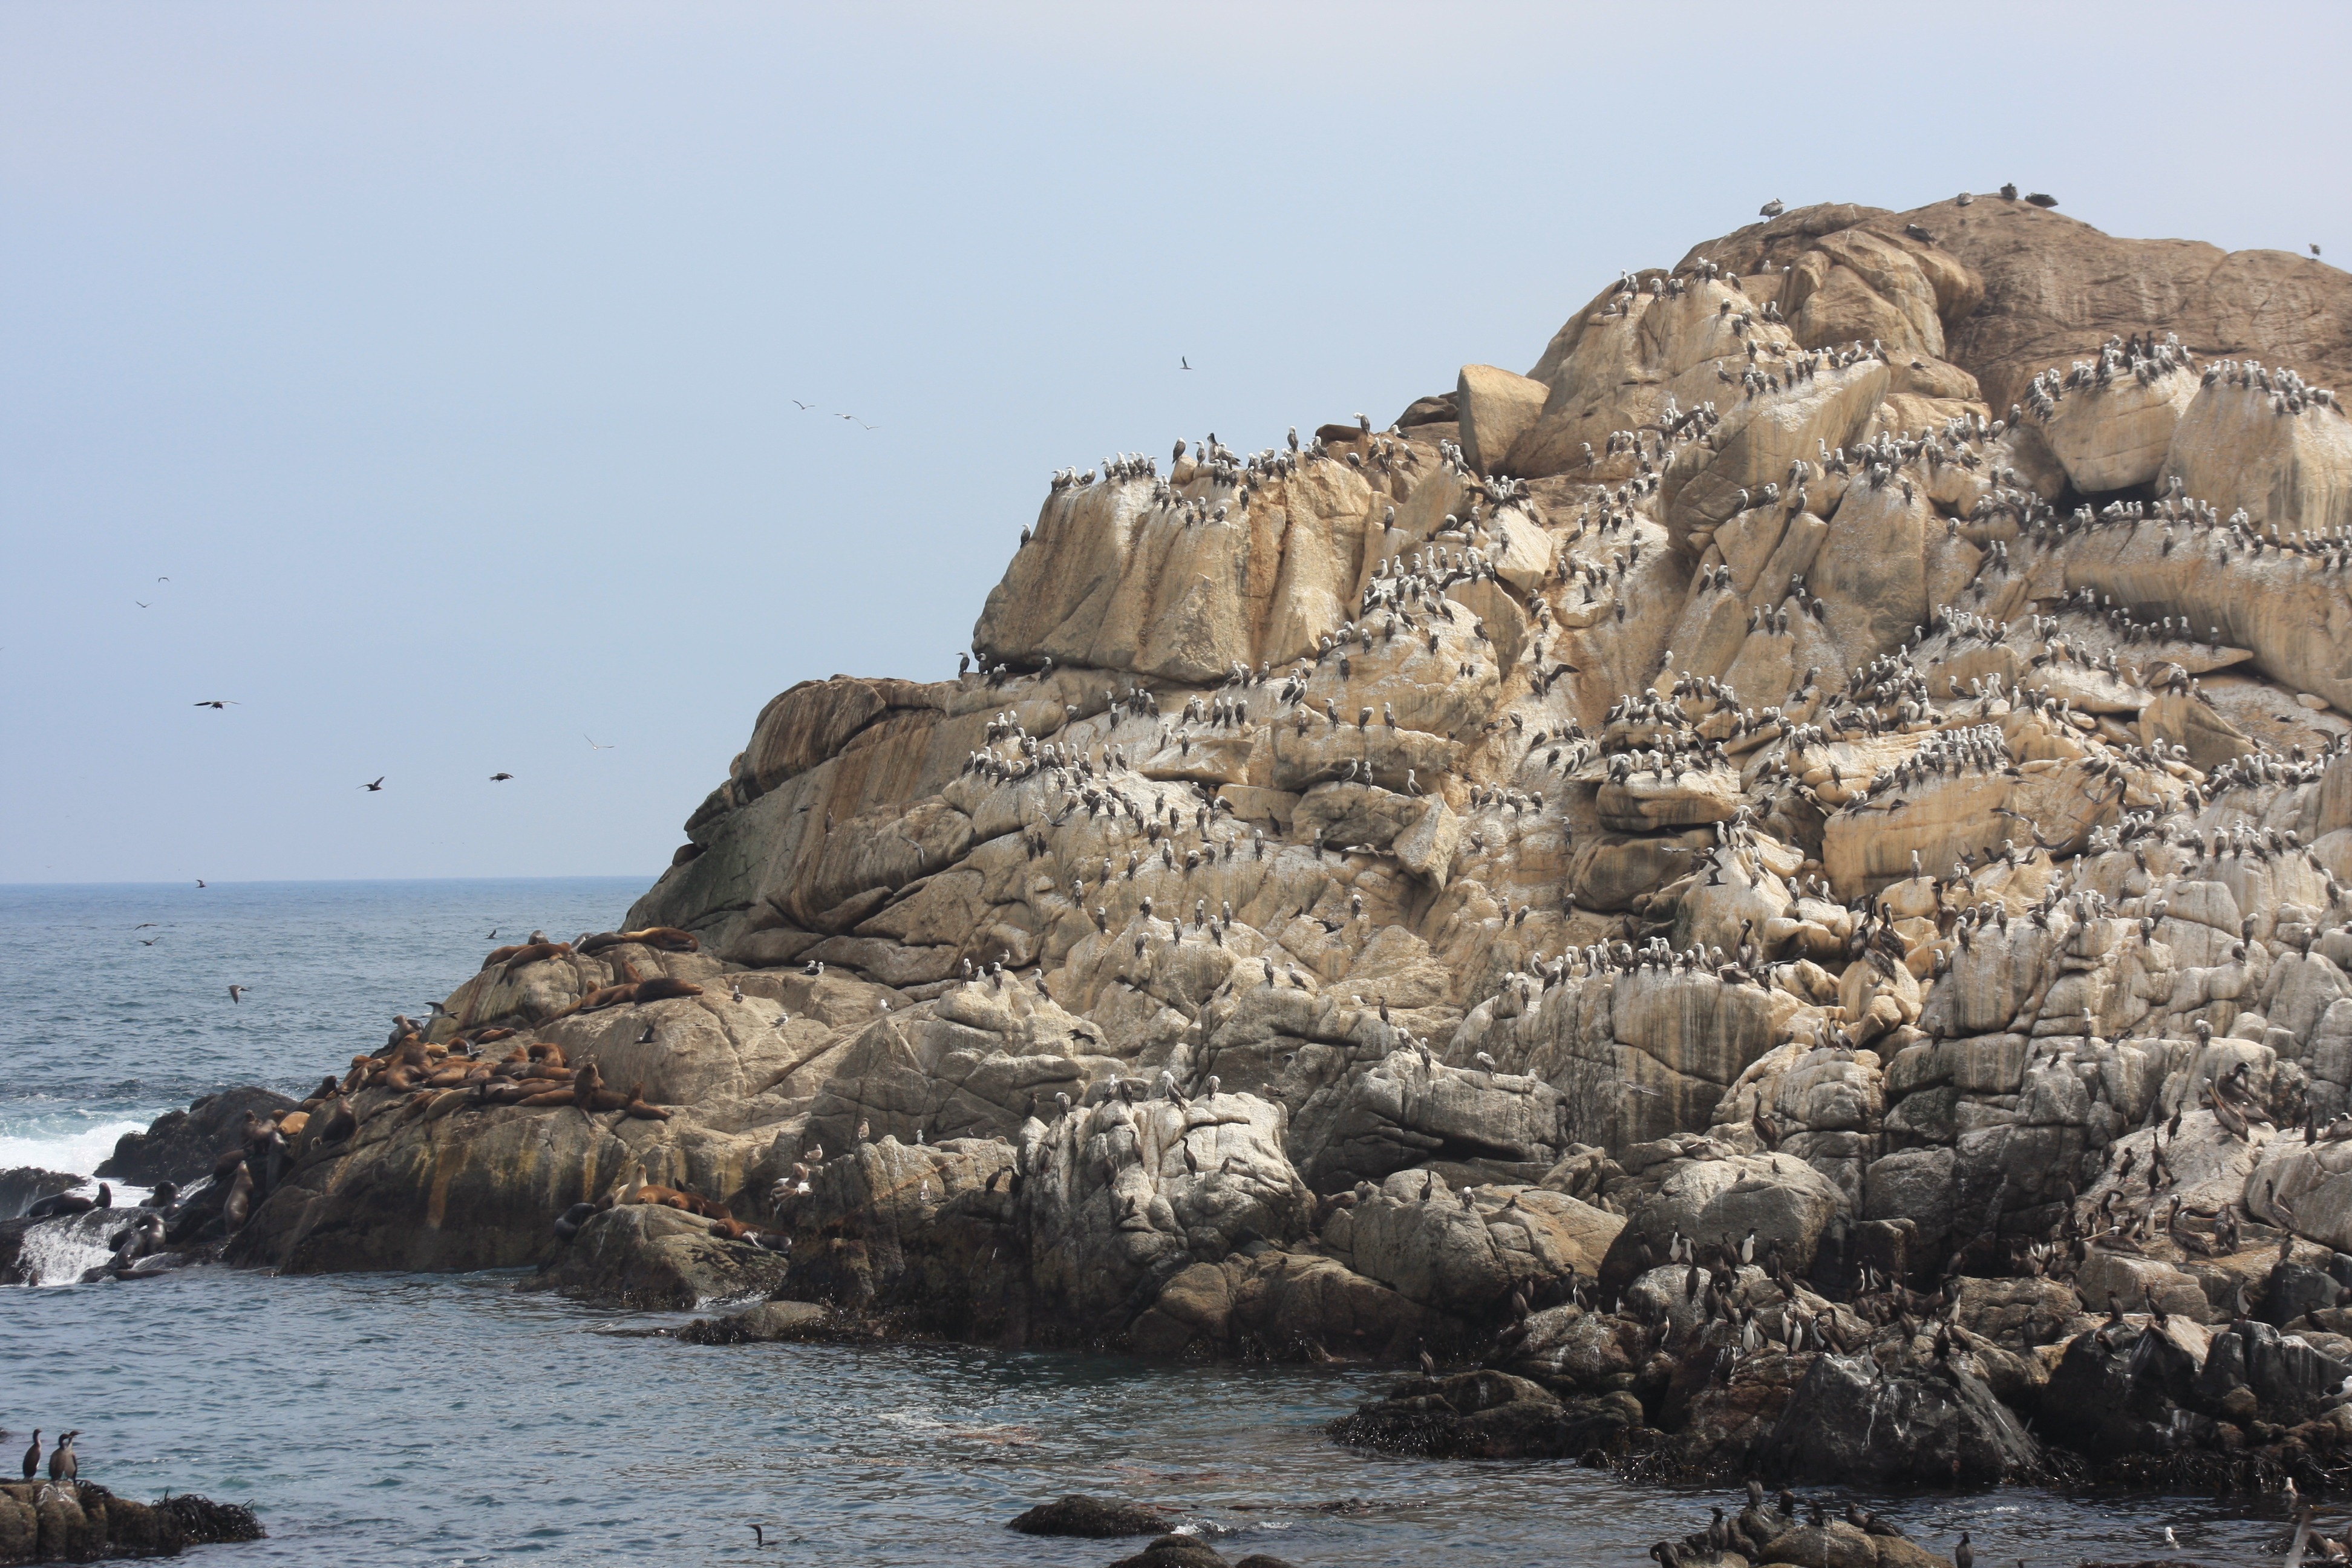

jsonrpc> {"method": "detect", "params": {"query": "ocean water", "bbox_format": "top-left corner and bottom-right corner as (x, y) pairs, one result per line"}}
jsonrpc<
(0, 880), (2302, 1565)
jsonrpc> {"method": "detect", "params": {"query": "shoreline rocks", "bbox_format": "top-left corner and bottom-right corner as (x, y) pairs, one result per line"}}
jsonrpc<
(0, 1483), (261, 1564)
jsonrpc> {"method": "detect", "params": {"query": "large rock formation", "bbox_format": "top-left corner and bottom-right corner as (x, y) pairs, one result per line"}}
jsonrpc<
(114, 197), (2352, 1484)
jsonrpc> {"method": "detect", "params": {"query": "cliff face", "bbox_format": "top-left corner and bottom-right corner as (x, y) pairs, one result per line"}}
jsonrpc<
(227, 200), (2352, 1393)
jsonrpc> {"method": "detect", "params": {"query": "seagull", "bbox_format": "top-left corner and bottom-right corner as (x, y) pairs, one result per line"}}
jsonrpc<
(636, 1024), (656, 1044)
(195, 879), (206, 888)
(132, 923), (157, 929)
(2314, 244), (2325, 259)
(486, 929), (498, 939)
(489, 772), (514, 781)
(193, 699), (238, 709)
(585, 734), (613, 750)
(791, 400), (815, 411)
(361, 777), (385, 791)
(135, 600), (150, 609)
(139, 936), (162, 946)
(1759, 197), (1785, 217)
(1180, 356), (1193, 370)
(227, 984), (246, 1004)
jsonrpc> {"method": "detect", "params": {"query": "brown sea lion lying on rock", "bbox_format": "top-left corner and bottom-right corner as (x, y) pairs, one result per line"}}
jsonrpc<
(577, 926), (701, 956)
(603, 1162), (779, 1246)
(495, 938), (575, 976)
(549, 963), (705, 1019)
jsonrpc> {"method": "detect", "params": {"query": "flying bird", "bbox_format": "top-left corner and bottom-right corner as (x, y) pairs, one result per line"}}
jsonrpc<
(227, 984), (246, 1003)
(135, 600), (150, 609)
(486, 929), (498, 939)
(1181, 356), (1193, 370)
(196, 879), (206, 888)
(193, 700), (237, 709)
(132, 923), (156, 929)
(791, 399), (815, 411)
(139, 936), (162, 946)
(361, 777), (385, 791)
(586, 734), (613, 750)
(489, 772), (514, 781)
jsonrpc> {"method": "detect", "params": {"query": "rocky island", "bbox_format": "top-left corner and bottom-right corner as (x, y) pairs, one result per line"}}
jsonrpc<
(30, 193), (2352, 1503)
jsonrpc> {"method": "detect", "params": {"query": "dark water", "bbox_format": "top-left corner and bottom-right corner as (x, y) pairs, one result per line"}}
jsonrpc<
(0, 881), (2302, 1565)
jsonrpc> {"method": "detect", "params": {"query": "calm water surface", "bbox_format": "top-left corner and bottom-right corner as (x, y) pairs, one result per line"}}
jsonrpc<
(0, 881), (2305, 1565)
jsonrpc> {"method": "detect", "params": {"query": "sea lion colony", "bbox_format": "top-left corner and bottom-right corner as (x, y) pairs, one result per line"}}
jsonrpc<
(32, 194), (2352, 1489)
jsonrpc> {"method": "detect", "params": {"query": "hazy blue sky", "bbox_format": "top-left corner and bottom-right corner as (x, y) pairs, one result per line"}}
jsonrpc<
(5, 1), (2347, 884)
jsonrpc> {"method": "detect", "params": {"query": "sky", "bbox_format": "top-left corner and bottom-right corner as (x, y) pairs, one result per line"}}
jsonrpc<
(5, 1), (2347, 884)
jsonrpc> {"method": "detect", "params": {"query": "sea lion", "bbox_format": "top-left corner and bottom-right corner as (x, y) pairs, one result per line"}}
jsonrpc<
(314, 1096), (358, 1145)
(499, 940), (575, 976)
(568, 1059), (630, 1116)
(218, 1164), (255, 1230)
(25, 1182), (109, 1219)
(621, 1082), (672, 1122)
(140, 1181), (180, 1210)
(552, 1201), (596, 1242)
(630, 975), (705, 1005)
(472, 1027), (518, 1045)
(578, 926), (701, 956)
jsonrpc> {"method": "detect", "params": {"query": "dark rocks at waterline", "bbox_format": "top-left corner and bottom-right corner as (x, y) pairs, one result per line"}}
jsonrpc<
(1327, 1369), (1639, 1461)
(1105, 1537), (1296, 1568)
(675, 1299), (833, 1345)
(1009, 1495), (1178, 1538)
(532, 1204), (792, 1312)
(1762, 1353), (2041, 1488)
(0, 1481), (263, 1563)
(0, 1169), (83, 1221)
(96, 1087), (293, 1188)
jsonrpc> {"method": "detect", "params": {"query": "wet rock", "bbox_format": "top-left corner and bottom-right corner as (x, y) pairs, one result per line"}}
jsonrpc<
(2191, 1318), (2351, 1425)
(1107, 1535), (1231, 1568)
(0, 1481), (262, 1563)
(1008, 1495), (1177, 1538)
(534, 1203), (791, 1310)
(96, 1087), (295, 1187)
(1762, 1352), (2040, 1485)
(676, 1299), (831, 1345)
(2038, 1321), (2207, 1457)
(1327, 1369), (1632, 1460)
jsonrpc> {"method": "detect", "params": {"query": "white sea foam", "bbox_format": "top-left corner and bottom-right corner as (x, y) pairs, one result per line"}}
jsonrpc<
(0, 1118), (156, 1178)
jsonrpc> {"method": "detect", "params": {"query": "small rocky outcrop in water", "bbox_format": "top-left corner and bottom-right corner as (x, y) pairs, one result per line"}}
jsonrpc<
(117, 196), (2352, 1490)
(1008, 1496), (1177, 1537)
(0, 1482), (261, 1563)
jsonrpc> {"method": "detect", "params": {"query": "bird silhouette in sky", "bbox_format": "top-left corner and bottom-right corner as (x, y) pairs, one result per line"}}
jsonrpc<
(361, 777), (385, 791)
(490, 772), (514, 781)
(194, 699), (237, 709)
(586, 734), (613, 750)
(1181, 356), (1192, 370)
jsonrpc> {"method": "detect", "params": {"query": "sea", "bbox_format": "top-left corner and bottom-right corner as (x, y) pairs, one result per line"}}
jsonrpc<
(0, 879), (2303, 1565)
